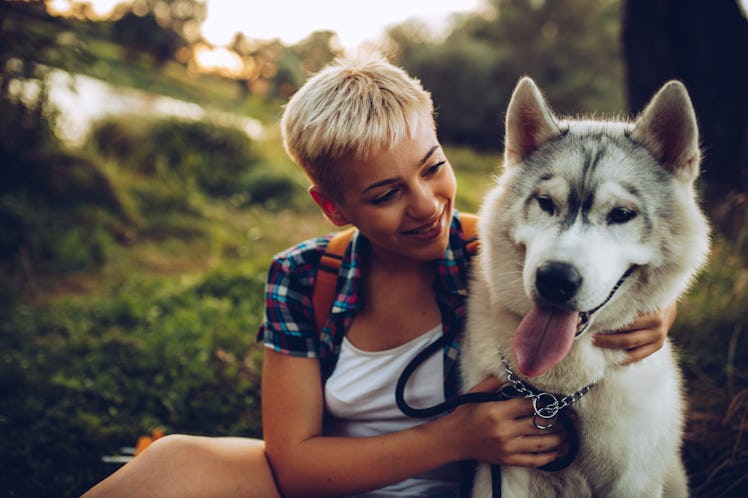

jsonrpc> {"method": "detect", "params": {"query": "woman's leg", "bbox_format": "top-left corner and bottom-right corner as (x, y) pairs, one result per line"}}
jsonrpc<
(81, 435), (281, 498)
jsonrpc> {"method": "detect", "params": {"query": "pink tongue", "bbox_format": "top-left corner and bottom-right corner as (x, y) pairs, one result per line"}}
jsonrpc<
(513, 305), (579, 378)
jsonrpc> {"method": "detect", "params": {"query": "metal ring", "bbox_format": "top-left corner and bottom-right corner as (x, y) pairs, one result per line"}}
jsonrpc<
(533, 413), (557, 430)
(532, 392), (559, 419)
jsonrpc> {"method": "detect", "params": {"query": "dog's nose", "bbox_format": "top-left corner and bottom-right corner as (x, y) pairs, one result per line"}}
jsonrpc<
(536, 261), (582, 303)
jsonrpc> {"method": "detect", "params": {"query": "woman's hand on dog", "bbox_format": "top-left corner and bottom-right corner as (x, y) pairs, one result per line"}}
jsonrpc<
(445, 375), (569, 468)
(445, 302), (677, 468)
(593, 301), (677, 364)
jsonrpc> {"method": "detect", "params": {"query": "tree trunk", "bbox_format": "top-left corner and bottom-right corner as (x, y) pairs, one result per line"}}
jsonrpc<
(622, 0), (748, 238)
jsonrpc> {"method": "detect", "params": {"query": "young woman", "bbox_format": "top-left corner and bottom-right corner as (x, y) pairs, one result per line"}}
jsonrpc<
(82, 53), (675, 498)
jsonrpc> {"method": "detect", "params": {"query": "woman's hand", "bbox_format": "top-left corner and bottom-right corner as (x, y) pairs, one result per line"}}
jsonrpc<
(593, 301), (678, 364)
(448, 376), (569, 468)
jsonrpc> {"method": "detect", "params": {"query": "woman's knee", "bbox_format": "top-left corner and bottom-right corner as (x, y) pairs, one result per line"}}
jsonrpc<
(143, 435), (280, 497)
(136, 434), (200, 465)
(83, 435), (280, 498)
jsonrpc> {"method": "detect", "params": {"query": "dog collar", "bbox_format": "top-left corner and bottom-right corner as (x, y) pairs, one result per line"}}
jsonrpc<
(497, 349), (594, 430)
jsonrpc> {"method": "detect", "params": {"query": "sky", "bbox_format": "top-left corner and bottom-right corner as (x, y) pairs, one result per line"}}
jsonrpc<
(60, 0), (485, 51)
(200, 0), (485, 50)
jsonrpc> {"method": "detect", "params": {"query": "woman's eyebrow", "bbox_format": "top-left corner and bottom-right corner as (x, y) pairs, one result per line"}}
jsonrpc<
(362, 177), (398, 194)
(420, 145), (440, 165)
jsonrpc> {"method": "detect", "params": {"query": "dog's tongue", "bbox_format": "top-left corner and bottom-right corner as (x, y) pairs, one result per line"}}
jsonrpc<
(513, 305), (579, 378)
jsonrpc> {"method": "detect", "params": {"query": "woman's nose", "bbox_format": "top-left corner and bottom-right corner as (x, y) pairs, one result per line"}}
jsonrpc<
(407, 182), (439, 219)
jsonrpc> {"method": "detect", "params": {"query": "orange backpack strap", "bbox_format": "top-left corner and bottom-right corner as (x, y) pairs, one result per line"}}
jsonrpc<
(313, 227), (356, 333)
(460, 212), (480, 256)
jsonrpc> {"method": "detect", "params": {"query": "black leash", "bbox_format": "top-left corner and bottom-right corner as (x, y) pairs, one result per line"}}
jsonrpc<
(394, 331), (579, 498)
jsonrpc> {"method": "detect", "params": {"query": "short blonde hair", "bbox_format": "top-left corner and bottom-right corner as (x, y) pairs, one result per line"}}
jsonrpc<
(281, 53), (435, 200)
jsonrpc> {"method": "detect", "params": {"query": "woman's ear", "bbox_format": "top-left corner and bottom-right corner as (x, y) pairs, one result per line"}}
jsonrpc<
(309, 186), (349, 227)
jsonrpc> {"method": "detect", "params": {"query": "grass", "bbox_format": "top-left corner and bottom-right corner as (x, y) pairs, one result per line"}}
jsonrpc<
(675, 239), (748, 497)
(0, 196), (334, 496)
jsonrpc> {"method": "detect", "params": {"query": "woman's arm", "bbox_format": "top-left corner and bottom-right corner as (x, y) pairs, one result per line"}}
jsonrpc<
(593, 301), (678, 363)
(262, 350), (566, 497)
(262, 350), (460, 497)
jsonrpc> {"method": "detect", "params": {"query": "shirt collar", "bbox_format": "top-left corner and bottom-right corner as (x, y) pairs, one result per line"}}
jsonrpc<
(331, 211), (471, 314)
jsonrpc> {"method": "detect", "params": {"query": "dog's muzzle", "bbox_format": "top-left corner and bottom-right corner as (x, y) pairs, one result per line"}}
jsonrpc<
(535, 262), (637, 336)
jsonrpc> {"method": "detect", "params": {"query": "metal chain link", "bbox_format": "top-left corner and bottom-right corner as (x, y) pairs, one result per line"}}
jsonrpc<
(498, 349), (594, 429)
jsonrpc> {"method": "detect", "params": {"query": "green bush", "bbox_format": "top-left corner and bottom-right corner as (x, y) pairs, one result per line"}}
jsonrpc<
(88, 117), (142, 163)
(244, 167), (305, 208)
(37, 150), (128, 215)
(88, 117), (262, 198)
(45, 223), (111, 272)
(0, 149), (129, 276)
(138, 119), (260, 196)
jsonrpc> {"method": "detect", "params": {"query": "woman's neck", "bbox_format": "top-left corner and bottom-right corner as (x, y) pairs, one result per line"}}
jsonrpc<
(367, 247), (436, 283)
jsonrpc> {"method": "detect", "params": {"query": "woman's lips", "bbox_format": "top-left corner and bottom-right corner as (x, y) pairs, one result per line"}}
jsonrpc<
(402, 207), (446, 239)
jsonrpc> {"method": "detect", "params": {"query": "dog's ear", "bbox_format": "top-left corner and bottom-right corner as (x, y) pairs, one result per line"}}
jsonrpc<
(630, 81), (700, 183)
(504, 77), (562, 165)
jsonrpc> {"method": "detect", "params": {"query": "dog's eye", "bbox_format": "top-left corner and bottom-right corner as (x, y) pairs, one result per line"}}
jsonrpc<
(537, 195), (556, 215)
(608, 207), (637, 224)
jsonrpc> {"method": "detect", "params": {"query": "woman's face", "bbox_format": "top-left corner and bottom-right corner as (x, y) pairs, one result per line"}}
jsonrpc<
(333, 120), (457, 265)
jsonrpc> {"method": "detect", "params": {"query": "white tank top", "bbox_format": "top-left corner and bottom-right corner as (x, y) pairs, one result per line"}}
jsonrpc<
(324, 325), (461, 497)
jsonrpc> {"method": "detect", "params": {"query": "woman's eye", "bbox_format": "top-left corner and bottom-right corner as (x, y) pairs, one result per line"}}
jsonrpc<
(424, 161), (445, 176)
(537, 195), (556, 215)
(608, 206), (637, 224)
(372, 189), (398, 205)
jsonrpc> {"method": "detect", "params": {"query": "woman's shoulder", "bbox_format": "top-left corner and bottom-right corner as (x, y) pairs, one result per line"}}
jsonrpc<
(271, 233), (335, 271)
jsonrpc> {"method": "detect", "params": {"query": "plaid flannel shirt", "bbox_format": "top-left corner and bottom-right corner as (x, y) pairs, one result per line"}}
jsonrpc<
(257, 211), (475, 398)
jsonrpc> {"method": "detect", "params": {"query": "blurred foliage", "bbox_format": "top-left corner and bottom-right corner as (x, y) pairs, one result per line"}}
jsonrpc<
(54, 0), (205, 68)
(112, 9), (187, 67)
(389, 0), (625, 151)
(228, 29), (340, 100)
(141, 119), (256, 196)
(674, 239), (748, 497)
(0, 269), (267, 497)
(0, 0), (126, 293)
(243, 167), (306, 209)
(0, 0), (745, 497)
(0, 0), (94, 78)
(86, 115), (306, 208)
(92, 117), (261, 196)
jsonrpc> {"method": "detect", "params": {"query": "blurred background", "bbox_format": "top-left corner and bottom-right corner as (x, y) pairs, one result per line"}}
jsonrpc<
(0, 0), (746, 496)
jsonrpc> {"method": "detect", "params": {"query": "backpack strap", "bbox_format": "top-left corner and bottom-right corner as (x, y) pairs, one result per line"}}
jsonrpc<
(312, 214), (480, 333)
(460, 212), (480, 256)
(313, 226), (356, 333)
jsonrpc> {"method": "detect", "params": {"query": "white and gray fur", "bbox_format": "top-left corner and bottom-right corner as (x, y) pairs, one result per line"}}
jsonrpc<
(461, 77), (710, 497)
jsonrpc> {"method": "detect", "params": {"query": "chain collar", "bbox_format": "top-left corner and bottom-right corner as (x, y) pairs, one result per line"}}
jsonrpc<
(498, 349), (594, 430)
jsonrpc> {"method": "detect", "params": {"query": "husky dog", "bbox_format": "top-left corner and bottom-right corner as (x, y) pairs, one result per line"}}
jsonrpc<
(460, 78), (710, 497)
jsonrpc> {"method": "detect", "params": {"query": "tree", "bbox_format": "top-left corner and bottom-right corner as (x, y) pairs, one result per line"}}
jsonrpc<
(389, 0), (625, 151)
(107, 0), (205, 68)
(112, 10), (186, 66)
(622, 0), (748, 232)
(0, 1), (128, 281)
(291, 30), (340, 76)
(0, 0), (90, 188)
